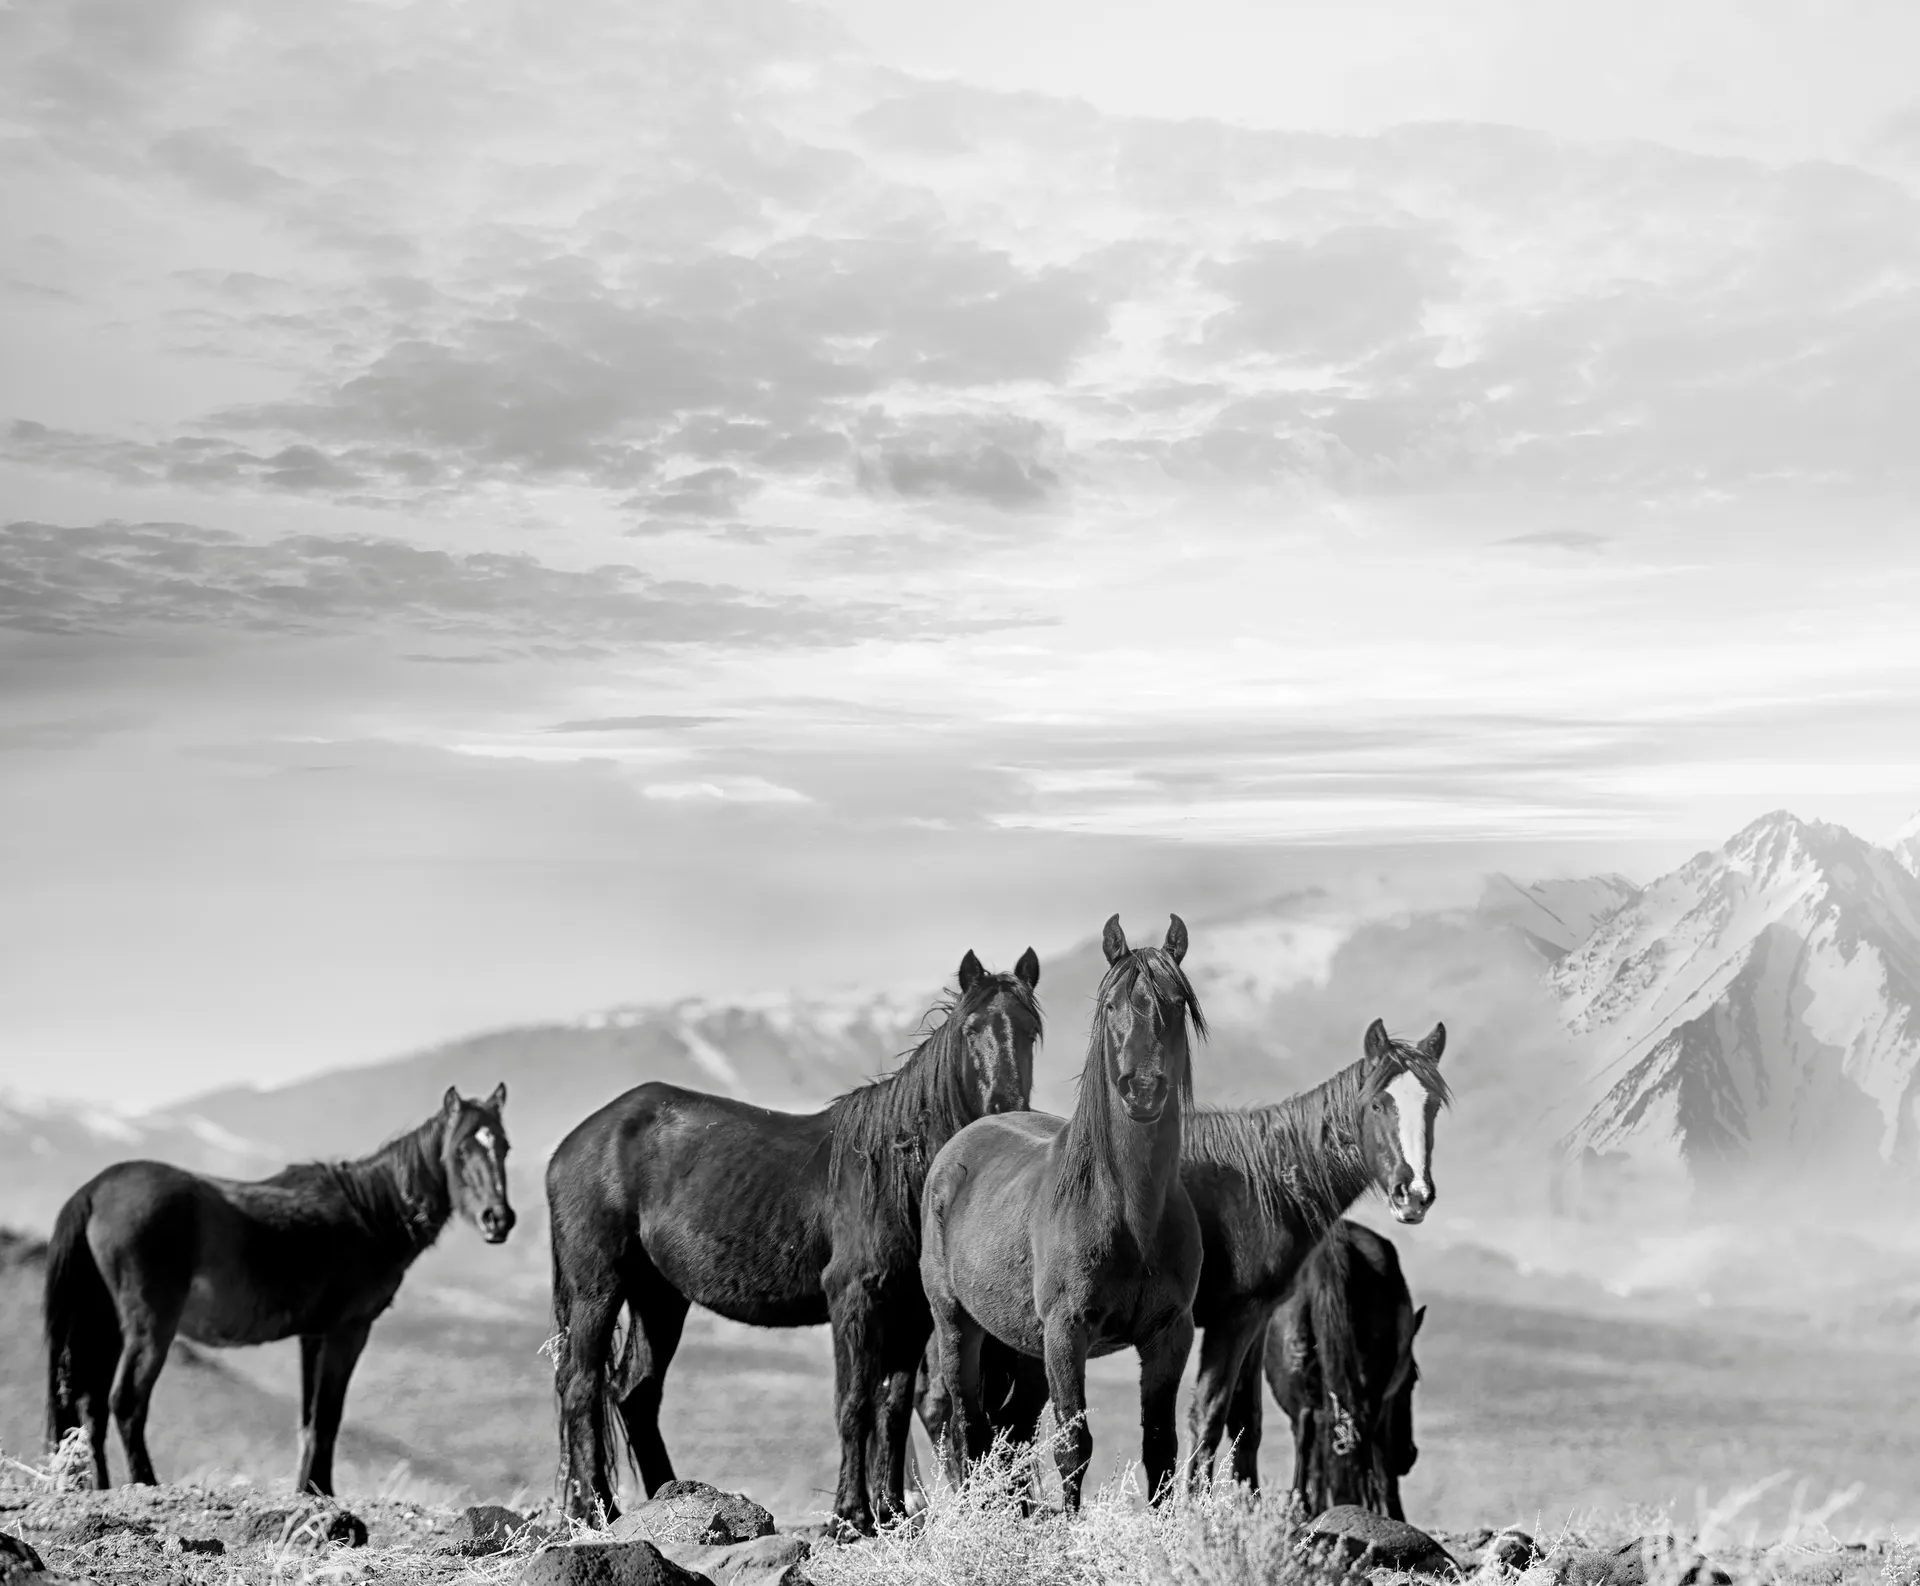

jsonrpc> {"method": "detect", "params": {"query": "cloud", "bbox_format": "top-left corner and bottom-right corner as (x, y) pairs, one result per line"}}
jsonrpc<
(1500, 530), (1611, 552)
(855, 416), (1063, 509)
(0, 518), (982, 653)
(546, 714), (724, 733)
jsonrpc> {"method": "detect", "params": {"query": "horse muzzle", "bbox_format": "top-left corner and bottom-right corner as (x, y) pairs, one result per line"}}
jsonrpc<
(479, 1206), (516, 1243)
(1121, 1075), (1169, 1123)
(1387, 1183), (1432, 1225)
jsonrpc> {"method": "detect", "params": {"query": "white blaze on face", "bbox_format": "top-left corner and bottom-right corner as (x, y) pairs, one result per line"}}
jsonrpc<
(1384, 1071), (1432, 1197)
(474, 1127), (495, 1154)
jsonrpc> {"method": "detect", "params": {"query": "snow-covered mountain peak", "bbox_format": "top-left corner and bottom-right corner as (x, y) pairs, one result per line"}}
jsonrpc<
(1549, 807), (1920, 1189)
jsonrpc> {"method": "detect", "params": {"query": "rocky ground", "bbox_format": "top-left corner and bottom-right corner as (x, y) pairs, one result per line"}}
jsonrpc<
(2, 1457), (1912, 1586)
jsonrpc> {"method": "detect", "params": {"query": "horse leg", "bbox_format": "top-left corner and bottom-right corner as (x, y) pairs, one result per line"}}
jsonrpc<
(1185, 1307), (1262, 1491)
(612, 1263), (689, 1502)
(296, 1335), (321, 1452)
(824, 1268), (881, 1535)
(554, 1272), (624, 1524)
(1138, 1312), (1194, 1506)
(999, 1349), (1051, 1515)
(297, 1320), (372, 1497)
(866, 1291), (935, 1527)
(108, 1312), (176, 1487)
(928, 1299), (985, 1488)
(1039, 1312), (1092, 1513)
(1224, 1337), (1266, 1489)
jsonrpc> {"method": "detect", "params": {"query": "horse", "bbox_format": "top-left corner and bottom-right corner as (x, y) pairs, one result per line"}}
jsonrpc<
(43, 1084), (514, 1494)
(544, 947), (1041, 1534)
(915, 1018), (1448, 1494)
(919, 914), (1206, 1513)
(1263, 1219), (1424, 1519)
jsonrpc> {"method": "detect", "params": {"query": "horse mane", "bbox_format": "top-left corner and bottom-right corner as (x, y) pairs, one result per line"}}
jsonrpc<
(1185, 1028), (1451, 1236)
(826, 970), (1042, 1224)
(1056, 947), (1206, 1207)
(264, 1109), (452, 1254)
(1304, 1226), (1364, 1434)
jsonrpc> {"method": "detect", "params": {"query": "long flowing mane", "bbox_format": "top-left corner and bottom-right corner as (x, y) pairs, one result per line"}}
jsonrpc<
(826, 972), (1042, 1224)
(1185, 1031), (1451, 1237)
(261, 1111), (451, 1254)
(1056, 948), (1207, 1207)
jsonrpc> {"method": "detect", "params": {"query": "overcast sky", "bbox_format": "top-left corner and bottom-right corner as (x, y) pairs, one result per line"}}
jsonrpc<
(4, 0), (1919, 1106)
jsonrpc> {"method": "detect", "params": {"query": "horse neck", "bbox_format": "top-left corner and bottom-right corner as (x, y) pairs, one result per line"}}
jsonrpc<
(1060, 1060), (1186, 1255)
(1260, 1060), (1379, 1255)
(340, 1114), (453, 1259)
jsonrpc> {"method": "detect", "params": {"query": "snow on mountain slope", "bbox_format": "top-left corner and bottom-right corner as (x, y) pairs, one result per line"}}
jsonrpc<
(1477, 873), (1642, 962)
(1551, 811), (1920, 1187)
(1893, 809), (1920, 880)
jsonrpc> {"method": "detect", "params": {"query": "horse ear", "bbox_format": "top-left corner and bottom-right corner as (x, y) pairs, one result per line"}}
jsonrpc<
(442, 1086), (462, 1119)
(1163, 913), (1188, 964)
(1412, 1305), (1427, 1334)
(1418, 1022), (1446, 1063)
(487, 1082), (507, 1113)
(957, 949), (985, 994)
(1014, 946), (1040, 988)
(1363, 1018), (1391, 1064)
(1101, 914), (1128, 964)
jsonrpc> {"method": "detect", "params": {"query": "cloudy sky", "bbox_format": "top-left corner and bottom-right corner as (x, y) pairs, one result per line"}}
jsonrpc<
(4, 0), (1920, 1105)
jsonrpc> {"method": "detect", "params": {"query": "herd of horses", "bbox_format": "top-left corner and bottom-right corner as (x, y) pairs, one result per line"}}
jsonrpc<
(39, 915), (1448, 1536)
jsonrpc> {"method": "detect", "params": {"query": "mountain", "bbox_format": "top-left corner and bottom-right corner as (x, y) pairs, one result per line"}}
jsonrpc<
(1551, 811), (1920, 1195)
(1893, 809), (1920, 880)
(0, 1091), (276, 1235)
(1475, 873), (1641, 962)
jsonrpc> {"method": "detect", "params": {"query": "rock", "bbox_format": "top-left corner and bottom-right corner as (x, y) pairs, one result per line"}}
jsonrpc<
(276, 1503), (369, 1550)
(1307, 1507), (1463, 1579)
(518, 1539), (711, 1586)
(1552, 1539), (1731, 1586)
(227, 1509), (294, 1545)
(610, 1482), (775, 1549)
(48, 1516), (152, 1546)
(661, 1533), (812, 1584)
(447, 1505), (545, 1557)
(1488, 1531), (1542, 1573)
(162, 1536), (226, 1558)
(1, 1531), (45, 1583)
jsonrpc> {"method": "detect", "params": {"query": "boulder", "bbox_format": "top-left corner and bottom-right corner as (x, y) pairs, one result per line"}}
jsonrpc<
(276, 1503), (368, 1550)
(518, 1539), (711, 1586)
(1, 1532), (45, 1584)
(447, 1505), (549, 1557)
(1487, 1531), (1542, 1572)
(661, 1534), (812, 1584)
(1552, 1538), (1731, 1586)
(1307, 1507), (1463, 1579)
(48, 1515), (152, 1546)
(610, 1482), (775, 1549)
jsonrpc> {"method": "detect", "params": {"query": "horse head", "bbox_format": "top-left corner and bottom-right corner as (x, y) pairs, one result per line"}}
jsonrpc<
(441, 1083), (516, 1244)
(953, 946), (1043, 1118)
(1096, 913), (1202, 1124)
(1356, 1020), (1449, 1225)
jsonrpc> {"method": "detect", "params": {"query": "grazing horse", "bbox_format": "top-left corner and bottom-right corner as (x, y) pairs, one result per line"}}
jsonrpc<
(545, 948), (1041, 1533)
(919, 914), (1206, 1513)
(44, 1085), (514, 1494)
(917, 1018), (1448, 1493)
(1263, 1219), (1424, 1519)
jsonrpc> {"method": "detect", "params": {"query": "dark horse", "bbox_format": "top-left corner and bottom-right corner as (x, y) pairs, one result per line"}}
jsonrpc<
(44, 1085), (514, 1494)
(919, 914), (1205, 1513)
(917, 1019), (1447, 1494)
(545, 947), (1041, 1533)
(1263, 1219), (1424, 1518)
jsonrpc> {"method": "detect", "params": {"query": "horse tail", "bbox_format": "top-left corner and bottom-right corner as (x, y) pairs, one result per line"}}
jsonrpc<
(1304, 1222), (1366, 1457)
(44, 1183), (116, 1452)
(547, 1175), (636, 1516)
(603, 1305), (641, 1489)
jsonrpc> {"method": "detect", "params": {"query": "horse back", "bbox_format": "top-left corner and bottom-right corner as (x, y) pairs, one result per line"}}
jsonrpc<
(549, 1081), (836, 1326)
(79, 1160), (403, 1346)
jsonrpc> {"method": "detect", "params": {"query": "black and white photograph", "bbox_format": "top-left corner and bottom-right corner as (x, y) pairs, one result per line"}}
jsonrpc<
(4, 1), (1920, 1582)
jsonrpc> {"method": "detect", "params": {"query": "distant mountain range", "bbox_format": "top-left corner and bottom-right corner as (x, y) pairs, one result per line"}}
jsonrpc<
(6, 805), (1920, 1249)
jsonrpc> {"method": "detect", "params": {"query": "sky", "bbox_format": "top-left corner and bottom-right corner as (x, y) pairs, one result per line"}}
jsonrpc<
(3, 0), (1920, 1107)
